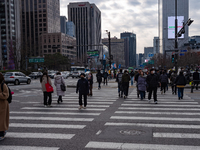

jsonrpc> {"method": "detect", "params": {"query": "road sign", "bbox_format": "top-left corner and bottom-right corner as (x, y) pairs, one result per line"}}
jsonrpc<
(148, 54), (154, 57)
(29, 58), (44, 63)
(180, 53), (185, 56)
(87, 50), (99, 58)
(181, 50), (187, 52)
(148, 60), (154, 64)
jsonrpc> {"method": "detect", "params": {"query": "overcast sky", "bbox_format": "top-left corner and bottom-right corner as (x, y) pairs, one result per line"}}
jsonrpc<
(60, 0), (199, 54)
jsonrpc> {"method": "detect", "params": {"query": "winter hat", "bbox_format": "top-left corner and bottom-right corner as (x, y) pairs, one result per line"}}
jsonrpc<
(80, 73), (85, 77)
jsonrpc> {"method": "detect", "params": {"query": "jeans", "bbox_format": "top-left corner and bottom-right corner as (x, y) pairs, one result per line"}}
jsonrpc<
(118, 83), (123, 96)
(178, 88), (184, 98)
(148, 87), (157, 102)
(131, 77), (134, 86)
(79, 93), (87, 107)
(139, 91), (145, 99)
(172, 84), (177, 94)
(43, 92), (52, 105)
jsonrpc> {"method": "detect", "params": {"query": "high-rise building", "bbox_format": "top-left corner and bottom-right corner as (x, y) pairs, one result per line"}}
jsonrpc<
(21, 0), (60, 57)
(138, 53), (144, 66)
(68, 2), (101, 62)
(158, 0), (189, 55)
(102, 37), (125, 68)
(121, 32), (136, 67)
(66, 21), (76, 37)
(60, 16), (67, 34)
(144, 47), (154, 59)
(153, 37), (160, 54)
(0, 0), (21, 69)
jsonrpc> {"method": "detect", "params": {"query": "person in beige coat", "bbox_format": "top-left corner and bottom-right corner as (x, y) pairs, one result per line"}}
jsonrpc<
(40, 72), (53, 107)
(0, 73), (9, 141)
(54, 72), (65, 104)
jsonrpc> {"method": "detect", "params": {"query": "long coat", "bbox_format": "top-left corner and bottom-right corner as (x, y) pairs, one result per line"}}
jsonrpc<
(54, 75), (65, 96)
(0, 83), (9, 131)
(41, 75), (52, 92)
(137, 76), (147, 91)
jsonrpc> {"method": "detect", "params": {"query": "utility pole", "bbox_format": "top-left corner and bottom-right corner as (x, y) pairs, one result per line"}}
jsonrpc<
(175, 0), (178, 73)
(108, 31), (111, 69)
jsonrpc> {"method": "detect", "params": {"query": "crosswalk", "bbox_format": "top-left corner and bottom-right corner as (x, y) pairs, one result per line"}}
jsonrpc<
(2, 86), (200, 149)
(1, 88), (118, 150)
(85, 89), (200, 150)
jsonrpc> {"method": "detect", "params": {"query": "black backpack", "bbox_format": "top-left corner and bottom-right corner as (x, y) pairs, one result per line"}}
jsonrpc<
(1, 83), (12, 103)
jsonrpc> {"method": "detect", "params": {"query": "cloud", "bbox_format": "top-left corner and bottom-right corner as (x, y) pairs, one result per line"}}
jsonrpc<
(127, 0), (141, 6)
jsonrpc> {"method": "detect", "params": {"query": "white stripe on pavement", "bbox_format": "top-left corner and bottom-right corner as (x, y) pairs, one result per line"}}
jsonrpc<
(85, 141), (200, 150)
(105, 122), (200, 129)
(21, 107), (105, 111)
(10, 116), (93, 122)
(119, 107), (200, 111)
(7, 132), (74, 139)
(115, 111), (200, 116)
(52, 99), (117, 102)
(121, 104), (200, 107)
(124, 101), (198, 104)
(9, 123), (85, 129)
(111, 116), (200, 122)
(10, 111), (100, 116)
(153, 133), (200, 139)
(21, 101), (114, 104)
(0, 146), (59, 150)
(33, 104), (110, 108)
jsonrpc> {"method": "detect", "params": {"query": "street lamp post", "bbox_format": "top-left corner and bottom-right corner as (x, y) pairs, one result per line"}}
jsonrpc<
(175, 0), (178, 73)
(106, 30), (111, 69)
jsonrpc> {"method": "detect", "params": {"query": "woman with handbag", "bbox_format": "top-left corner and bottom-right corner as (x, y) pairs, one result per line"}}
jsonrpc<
(0, 73), (9, 141)
(54, 72), (66, 104)
(40, 72), (53, 107)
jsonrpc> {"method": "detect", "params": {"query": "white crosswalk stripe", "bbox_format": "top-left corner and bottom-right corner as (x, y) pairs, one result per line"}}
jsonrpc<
(0, 146), (59, 150)
(85, 90), (200, 149)
(21, 107), (106, 111)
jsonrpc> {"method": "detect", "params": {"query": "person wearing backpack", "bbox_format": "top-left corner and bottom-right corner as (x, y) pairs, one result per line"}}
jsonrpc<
(40, 72), (53, 107)
(160, 71), (168, 94)
(103, 71), (108, 85)
(0, 73), (9, 141)
(116, 69), (123, 97)
(122, 70), (131, 99)
(96, 70), (103, 90)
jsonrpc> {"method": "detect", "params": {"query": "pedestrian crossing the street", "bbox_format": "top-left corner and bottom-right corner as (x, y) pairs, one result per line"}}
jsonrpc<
(2, 86), (200, 149)
(85, 89), (200, 150)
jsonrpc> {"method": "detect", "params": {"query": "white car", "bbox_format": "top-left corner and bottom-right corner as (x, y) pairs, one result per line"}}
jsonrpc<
(4, 72), (31, 85)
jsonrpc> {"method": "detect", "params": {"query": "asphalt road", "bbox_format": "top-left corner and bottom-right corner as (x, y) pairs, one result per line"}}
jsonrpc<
(1, 78), (200, 150)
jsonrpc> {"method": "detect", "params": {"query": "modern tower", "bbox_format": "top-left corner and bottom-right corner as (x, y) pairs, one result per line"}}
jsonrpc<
(0, 0), (21, 69)
(158, 0), (189, 55)
(121, 32), (136, 67)
(21, 0), (60, 57)
(60, 16), (67, 34)
(68, 2), (101, 62)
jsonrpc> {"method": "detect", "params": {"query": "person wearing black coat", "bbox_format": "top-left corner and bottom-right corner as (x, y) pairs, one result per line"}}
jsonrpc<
(175, 71), (187, 100)
(87, 73), (93, 96)
(146, 69), (159, 104)
(135, 69), (141, 98)
(96, 70), (103, 90)
(193, 69), (199, 90)
(76, 73), (89, 109)
(160, 71), (168, 94)
(103, 71), (109, 85)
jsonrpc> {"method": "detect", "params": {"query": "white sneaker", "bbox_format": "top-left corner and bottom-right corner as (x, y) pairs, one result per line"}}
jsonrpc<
(83, 107), (86, 109)
(161, 90), (163, 94)
(148, 99), (151, 103)
(155, 101), (158, 104)
(79, 106), (83, 110)
(44, 105), (47, 108)
(0, 136), (5, 141)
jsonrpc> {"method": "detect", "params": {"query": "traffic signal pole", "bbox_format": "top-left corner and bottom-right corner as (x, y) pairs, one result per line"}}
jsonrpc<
(175, 0), (178, 73)
(108, 32), (111, 69)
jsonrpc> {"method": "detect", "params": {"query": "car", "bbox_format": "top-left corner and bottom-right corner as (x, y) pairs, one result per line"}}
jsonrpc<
(71, 72), (79, 78)
(61, 72), (70, 79)
(4, 72), (31, 85)
(29, 72), (39, 79)
(49, 72), (56, 79)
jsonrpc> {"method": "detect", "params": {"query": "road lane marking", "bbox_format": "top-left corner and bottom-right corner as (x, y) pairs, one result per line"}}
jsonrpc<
(105, 122), (200, 129)
(9, 123), (85, 129)
(119, 107), (200, 111)
(6, 132), (74, 139)
(124, 101), (198, 104)
(10, 116), (94, 122)
(111, 116), (200, 122)
(121, 104), (200, 107)
(115, 111), (200, 115)
(153, 132), (200, 139)
(21, 107), (105, 111)
(33, 104), (110, 108)
(85, 141), (200, 150)
(0, 146), (59, 150)
(10, 111), (100, 116)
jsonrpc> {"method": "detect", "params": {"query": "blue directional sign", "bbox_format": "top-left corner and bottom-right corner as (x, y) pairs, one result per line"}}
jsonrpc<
(180, 53), (185, 56)
(148, 54), (154, 57)
(181, 50), (187, 53)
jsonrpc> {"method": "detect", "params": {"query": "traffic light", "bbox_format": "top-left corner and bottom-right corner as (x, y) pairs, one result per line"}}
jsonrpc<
(172, 55), (175, 63)
(188, 19), (194, 26)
